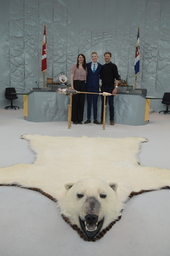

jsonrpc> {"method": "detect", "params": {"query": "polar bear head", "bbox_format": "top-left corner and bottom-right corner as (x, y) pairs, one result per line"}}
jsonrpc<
(59, 178), (122, 240)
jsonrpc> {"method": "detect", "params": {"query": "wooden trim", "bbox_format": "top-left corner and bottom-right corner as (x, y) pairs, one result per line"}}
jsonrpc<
(144, 99), (150, 122)
(23, 95), (28, 118)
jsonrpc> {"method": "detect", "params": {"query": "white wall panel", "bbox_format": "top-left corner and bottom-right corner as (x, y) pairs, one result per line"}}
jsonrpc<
(155, 0), (170, 94)
(9, 0), (25, 91)
(90, 0), (104, 64)
(0, 0), (170, 111)
(78, 0), (93, 58)
(24, 0), (39, 90)
(66, 0), (81, 78)
(0, 0), (10, 106)
(114, 0), (133, 81)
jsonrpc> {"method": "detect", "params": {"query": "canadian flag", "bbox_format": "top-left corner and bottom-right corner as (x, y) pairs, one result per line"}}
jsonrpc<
(41, 25), (47, 72)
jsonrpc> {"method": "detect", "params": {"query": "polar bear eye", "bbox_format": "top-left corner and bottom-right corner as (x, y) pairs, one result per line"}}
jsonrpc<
(100, 193), (107, 199)
(77, 193), (84, 199)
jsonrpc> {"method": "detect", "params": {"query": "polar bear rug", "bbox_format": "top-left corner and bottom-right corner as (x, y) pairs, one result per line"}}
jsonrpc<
(0, 135), (170, 242)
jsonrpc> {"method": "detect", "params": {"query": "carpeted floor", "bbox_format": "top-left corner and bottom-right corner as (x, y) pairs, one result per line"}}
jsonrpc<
(0, 109), (170, 256)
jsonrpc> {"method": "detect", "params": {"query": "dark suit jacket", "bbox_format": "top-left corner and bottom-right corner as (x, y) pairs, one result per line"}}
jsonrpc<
(86, 62), (102, 92)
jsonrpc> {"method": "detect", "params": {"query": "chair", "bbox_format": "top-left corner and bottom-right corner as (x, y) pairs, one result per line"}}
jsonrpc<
(159, 92), (170, 114)
(4, 87), (20, 110)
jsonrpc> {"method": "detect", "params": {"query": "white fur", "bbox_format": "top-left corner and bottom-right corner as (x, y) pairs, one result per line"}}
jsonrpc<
(0, 135), (170, 232)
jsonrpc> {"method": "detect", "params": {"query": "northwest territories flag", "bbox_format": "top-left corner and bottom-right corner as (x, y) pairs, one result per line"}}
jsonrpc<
(41, 25), (47, 72)
(134, 27), (140, 75)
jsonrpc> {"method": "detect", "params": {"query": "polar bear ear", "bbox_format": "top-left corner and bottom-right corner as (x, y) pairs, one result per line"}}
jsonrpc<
(65, 183), (74, 190)
(109, 183), (118, 192)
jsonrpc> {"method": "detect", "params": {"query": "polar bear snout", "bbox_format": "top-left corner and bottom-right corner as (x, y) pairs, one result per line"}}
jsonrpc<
(84, 196), (101, 215)
(79, 197), (104, 239)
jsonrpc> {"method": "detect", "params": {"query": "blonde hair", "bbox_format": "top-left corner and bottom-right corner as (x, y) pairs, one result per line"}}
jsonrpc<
(91, 52), (98, 56)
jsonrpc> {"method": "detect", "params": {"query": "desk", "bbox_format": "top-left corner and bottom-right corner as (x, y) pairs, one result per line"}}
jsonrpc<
(23, 89), (152, 126)
(23, 88), (69, 122)
(114, 93), (147, 125)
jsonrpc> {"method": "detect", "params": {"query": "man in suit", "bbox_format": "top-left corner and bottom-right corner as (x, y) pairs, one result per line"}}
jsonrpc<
(84, 52), (102, 124)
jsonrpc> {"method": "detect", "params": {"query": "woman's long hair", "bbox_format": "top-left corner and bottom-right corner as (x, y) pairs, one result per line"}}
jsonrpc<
(76, 54), (86, 70)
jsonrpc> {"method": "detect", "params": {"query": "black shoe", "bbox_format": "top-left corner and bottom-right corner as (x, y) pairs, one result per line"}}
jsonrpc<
(84, 119), (91, 124)
(73, 121), (78, 124)
(78, 121), (83, 124)
(93, 120), (100, 124)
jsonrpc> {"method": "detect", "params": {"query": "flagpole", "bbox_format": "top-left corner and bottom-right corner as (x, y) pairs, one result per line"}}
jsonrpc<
(42, 72), (46, 88)
(134, 75), (138, 89)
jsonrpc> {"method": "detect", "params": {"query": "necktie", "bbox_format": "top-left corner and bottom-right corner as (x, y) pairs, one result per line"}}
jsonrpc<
(93, 64), (96, 73)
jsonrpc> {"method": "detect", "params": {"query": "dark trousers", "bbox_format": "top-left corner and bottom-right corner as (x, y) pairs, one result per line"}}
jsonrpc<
(72, 80), (86, 122)
(86, 88), (98, 120)
(101, 86), (114, 121)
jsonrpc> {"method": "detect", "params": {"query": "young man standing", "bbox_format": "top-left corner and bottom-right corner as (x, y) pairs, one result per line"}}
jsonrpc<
(84, 52), (102, 124)
(100, 52), (119, 125)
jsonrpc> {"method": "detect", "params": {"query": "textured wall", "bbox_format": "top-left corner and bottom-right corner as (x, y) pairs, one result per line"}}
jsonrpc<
(0, 0), (170, 111)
